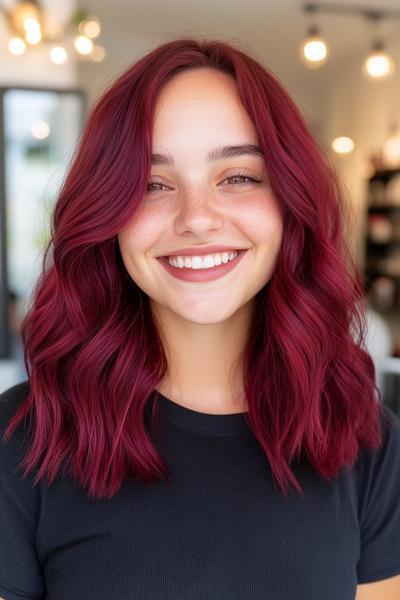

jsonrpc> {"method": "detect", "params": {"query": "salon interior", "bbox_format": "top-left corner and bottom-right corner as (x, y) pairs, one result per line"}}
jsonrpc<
(0, 0), (399, 413)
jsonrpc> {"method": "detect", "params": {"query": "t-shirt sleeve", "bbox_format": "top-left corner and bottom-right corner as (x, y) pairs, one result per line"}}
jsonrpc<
(0, 381), (45, 600)
(356, 403), (400, 584)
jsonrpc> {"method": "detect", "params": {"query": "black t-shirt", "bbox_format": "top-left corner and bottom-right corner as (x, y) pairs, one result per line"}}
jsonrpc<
(1, 380), (400, 600)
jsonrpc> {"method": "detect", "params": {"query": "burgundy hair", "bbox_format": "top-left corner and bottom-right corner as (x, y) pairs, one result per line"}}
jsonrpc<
(2, 36), (384, 500)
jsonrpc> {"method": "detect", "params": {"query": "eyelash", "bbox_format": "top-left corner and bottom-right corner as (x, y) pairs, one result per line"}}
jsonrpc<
(146, 172), (261, 194)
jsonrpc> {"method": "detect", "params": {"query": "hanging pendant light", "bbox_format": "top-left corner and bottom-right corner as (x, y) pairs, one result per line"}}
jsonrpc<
(362, 39), (395, 80)
(299, 3), (399, 79)
(300, 24), (329, 69)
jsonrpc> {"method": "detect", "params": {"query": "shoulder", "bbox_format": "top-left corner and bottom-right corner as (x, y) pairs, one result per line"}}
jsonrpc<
(379, 402), (400, 439)
(355, 403), (400, 584)
(0, 379), (30, 413)
(356, 402), (400, 513)
(0, 380), (30, 421)
(0, 379), (31, 450)
(0, 381), (45, 599)
(358, 403), (400, 475)
(0, 379), (37, 488)
(0, 378), (41, 518)
(0, 378), (30, 436)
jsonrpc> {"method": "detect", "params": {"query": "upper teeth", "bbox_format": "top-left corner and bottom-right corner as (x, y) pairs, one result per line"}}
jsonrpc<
(167, 251), (239, 269)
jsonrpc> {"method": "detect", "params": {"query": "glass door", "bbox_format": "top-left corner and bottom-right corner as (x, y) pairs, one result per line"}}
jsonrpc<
(0, 87), (85, 386)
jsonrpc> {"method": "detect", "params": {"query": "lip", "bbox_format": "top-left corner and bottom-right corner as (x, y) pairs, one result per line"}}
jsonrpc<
(157, 249), (247, 283)
(159, 245), (247, 257)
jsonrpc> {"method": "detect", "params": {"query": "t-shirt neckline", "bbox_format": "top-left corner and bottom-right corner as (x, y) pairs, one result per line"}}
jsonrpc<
(154, 390), (253, 437)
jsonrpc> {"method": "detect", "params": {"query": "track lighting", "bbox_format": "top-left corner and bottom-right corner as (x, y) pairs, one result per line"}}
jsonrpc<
(300, 2), (399, 79)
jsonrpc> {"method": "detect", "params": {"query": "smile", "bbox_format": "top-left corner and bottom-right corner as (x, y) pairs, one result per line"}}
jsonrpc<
(157, 249), (247, 283)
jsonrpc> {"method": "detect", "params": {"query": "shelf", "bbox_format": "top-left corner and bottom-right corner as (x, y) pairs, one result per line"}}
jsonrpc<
(365, 169), (400, 313)
(370, 167), (400, 181)
(368, 205), (400, 212)
(365, 272), (400, 281)
(367, 238), (400, 246)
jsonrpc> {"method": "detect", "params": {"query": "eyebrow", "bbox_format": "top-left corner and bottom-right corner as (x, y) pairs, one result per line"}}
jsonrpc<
(150, 144), (263, 165)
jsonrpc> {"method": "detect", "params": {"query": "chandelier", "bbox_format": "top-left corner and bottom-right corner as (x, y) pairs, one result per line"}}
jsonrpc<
(0, 0), (105, 64)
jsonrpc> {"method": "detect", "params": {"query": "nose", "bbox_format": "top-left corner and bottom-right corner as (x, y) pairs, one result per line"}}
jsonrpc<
(174, 188), (224, 237)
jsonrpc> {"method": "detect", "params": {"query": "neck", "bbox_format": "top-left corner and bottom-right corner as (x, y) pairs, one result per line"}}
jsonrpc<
(151, 299), (254, 415)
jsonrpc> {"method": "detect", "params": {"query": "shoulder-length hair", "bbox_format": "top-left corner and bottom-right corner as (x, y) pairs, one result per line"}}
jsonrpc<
(3, 36), (384, 500)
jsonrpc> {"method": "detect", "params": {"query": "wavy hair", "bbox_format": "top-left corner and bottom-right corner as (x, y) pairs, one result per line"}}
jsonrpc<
(2, 36), (384, 500)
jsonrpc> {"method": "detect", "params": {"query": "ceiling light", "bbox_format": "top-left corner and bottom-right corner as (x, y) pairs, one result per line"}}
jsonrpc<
(50, 45), (68, 65)
(300, 3), (399, 79)
(331, 137), (354, 154)
(382, 123), (400, 168)
(300, 25), (329, 69)
(74, 34), (94, 55)
(90, 45), (106, 62)
(8, 36), (26, 55)
(79, 16), (101, 39)
(1, 1), (105, 64)
(362, 41), (395, 79)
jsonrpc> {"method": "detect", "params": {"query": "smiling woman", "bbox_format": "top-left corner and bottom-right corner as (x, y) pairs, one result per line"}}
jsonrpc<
(117, 67), (283, 339)
(0, 36), (400, 600)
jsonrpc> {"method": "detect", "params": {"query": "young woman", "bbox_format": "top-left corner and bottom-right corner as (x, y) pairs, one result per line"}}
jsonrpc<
(1, 37), (399, 600)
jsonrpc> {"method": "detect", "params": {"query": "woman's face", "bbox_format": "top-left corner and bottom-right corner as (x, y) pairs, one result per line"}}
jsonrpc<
(118, 67), (283, 325)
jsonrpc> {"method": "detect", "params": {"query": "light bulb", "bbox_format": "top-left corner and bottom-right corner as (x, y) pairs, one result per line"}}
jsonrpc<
(90, 45), (105, 62)
(363, 49), (395, 79)
(50, 46), (68, 65)
(300, 34), (329, 69)
(331, 137), (354, 154)
(23, 16), (40, 33)
(382, 134), (400, 167)
(10, 1), (42, 36)
(8, 36), (26, 55)
(25, 28), (42, 44)
(81, 17), (101, 39)
(31, 121), (50, 140)
(74, 35), (93, 55)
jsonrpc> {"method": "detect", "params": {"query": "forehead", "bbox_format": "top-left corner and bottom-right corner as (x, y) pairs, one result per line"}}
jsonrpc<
(157, 67), (238, 102)
(151, 69), (259, 158)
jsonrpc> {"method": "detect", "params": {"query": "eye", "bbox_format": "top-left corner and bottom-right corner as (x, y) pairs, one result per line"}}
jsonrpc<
(146, 179), (169, 194)
(222, 173), (261, 186)
(145, 172), (262, 195)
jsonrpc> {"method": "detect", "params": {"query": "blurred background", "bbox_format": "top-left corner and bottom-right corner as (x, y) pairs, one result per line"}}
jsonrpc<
(0, 0), (399, 412)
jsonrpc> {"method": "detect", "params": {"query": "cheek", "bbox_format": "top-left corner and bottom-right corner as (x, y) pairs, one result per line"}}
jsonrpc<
(117, 211), (159, 259)
(117, 230), (147, 282)
(240, 194), (283, 248)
